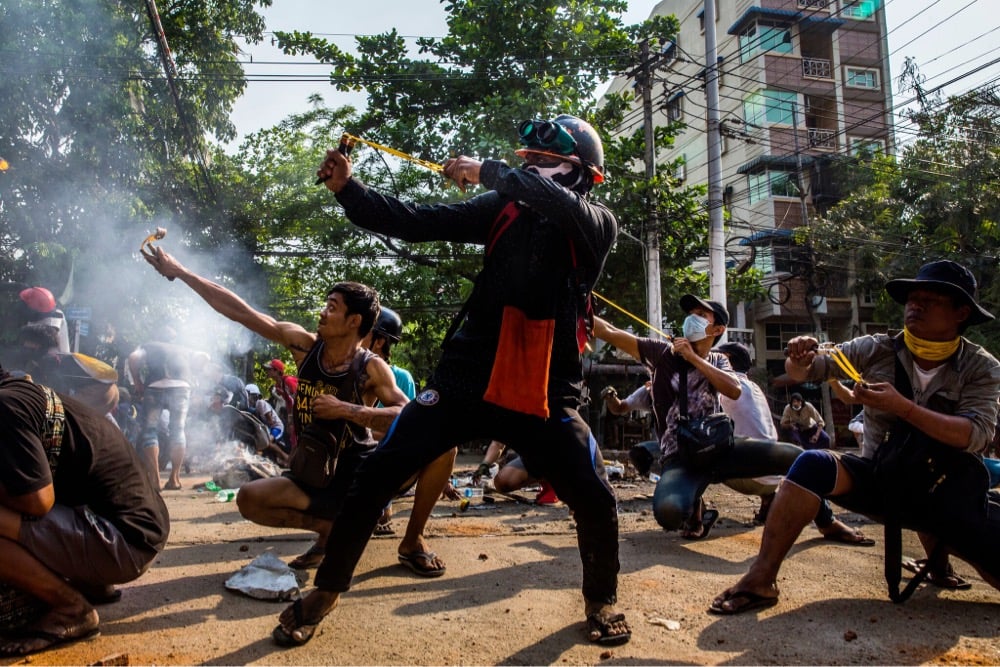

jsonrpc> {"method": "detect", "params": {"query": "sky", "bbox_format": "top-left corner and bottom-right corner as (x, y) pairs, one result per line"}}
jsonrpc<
(228, 0), (1000, 147)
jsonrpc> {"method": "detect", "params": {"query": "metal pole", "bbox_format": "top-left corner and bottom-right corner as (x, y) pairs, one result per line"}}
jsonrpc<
(704, 0), (727, 336)
(790, 103), (810, 225)
(640, 40), (664, 338)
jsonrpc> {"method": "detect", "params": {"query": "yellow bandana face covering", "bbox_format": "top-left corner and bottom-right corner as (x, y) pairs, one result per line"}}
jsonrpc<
(903, 327), (960, 361)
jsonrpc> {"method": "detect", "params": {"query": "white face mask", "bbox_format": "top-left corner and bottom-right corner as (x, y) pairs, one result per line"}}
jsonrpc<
(523, 161), (584, 190)
(681, 313), (710, 342)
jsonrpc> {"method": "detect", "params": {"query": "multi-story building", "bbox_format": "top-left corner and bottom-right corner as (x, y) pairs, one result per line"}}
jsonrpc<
(605, 0), (894, 437)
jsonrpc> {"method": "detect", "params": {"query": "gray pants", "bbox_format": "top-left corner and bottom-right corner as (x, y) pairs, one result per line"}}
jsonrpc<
(19, 505), (156, 585)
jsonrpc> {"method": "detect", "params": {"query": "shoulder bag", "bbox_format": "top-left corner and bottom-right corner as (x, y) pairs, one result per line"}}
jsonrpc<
(675, 364), (735, 470)
(287, 351), (368, 489)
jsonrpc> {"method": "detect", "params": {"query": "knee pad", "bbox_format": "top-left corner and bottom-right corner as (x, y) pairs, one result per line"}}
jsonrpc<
(785, 450), (838, 497)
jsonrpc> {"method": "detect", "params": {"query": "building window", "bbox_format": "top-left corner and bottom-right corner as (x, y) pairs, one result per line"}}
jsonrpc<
(764, 322), (816, 351)
(673, 154), (687, 182)
(743, 90), (797, 127)
(841, 0), (876, 20)
(748, 170), (799, 204)
(666, 91), (684, 122)
(661, 39), (677, 64)
(845, 67), (879, 89)
(848, 136), (885, 156)
(738, 22), (792, 63)
(698, 1), (719, 33)
(798, 0), (830, 8)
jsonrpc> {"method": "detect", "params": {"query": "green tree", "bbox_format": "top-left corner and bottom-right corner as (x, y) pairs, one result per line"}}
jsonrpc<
(265, 1), (744, 349)
(0, 0), (270, 346)
(809, 81), (1000, 347)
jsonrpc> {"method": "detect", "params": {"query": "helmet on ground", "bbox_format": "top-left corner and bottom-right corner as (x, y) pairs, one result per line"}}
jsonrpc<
(515, 114), (605, 185)
(373, 307), (403, 343)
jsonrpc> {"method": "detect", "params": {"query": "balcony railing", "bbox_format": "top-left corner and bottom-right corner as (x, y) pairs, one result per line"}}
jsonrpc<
(808, 128), (837, 149)
(802, 57), (832, 79)
(797, 0), (830, 8)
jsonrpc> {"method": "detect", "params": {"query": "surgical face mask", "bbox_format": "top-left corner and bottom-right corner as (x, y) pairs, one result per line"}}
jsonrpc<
(523, 160), (585, 190)
(681, 313), (710, 342)
(792, 402), (802, 411)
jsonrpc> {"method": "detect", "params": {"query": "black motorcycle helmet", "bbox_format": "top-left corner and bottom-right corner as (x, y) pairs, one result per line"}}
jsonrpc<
(373, 307), (403, 343)
(515, 114), (605, 186)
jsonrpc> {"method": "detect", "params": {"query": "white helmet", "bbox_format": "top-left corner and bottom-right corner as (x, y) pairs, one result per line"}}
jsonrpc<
(245, 383), (261, 396)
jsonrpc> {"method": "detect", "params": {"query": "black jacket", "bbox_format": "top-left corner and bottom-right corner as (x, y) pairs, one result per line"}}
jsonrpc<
(335, 160), (617, 406)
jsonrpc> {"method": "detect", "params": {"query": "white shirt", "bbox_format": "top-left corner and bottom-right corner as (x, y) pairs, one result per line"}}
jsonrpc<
(720, 373), (778, 440)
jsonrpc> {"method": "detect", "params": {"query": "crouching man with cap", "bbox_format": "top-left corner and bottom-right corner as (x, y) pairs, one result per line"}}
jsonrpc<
(594, 294), (742, 538)
(0, 366), (169, 655)
(711, 260), (1000, 615)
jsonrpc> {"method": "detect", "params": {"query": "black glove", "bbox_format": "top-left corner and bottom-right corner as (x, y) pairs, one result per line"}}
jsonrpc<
(472, 462), (493, 483)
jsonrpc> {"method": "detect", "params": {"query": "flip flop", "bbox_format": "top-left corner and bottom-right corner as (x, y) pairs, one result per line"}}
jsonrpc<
(682, 509), (720, 540)
(708, 590), (779, 616)
(288, 544), (325, 570)
(586, 611), (632, 645)
(822, 528), (875, 546)
(901, 558), (973, 590)
(0, 626), (100, 656)
(272, 599), (322, 648)
(80, 584), (122, 605)
(373, 520), (395, 536)
(398, 551), (446, 578)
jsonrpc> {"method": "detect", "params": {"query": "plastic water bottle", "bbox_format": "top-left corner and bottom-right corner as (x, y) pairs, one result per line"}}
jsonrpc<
(216, 489), (236, 502)
(205, 480), (221, 492)
(463, 487), (484, 499)
(649, 473), (661, 483)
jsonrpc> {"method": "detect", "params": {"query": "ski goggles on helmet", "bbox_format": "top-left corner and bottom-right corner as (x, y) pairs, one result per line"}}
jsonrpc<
(518, 119), (578, 156)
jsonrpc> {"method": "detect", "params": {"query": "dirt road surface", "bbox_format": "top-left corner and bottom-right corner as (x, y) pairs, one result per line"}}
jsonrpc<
(3, 453), (998, 666)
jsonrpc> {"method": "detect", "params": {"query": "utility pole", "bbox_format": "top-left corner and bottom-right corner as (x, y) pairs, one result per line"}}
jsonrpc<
(638, 40), (664, 338)
(704, 0), (727, 337)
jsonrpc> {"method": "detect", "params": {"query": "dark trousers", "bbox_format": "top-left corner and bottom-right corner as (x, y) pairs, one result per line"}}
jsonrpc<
(790, 425), (832, 450)
(652, 438), (836, 529)
(314, 389), (621, 604)
(835, 453), (1000, 581)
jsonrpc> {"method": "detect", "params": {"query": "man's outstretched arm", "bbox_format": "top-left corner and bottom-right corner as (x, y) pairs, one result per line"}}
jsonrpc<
(142, 246), (313, 351)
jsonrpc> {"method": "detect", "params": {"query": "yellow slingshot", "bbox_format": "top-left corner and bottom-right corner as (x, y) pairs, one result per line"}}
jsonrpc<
(818, 343), (865, 385)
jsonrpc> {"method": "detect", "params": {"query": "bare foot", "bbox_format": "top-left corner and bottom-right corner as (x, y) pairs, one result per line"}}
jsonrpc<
(0, 607), (100, 656)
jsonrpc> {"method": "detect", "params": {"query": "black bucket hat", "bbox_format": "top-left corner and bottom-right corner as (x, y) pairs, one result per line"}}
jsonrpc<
(885, 260), (994, 326)
(679, 294), (729, 327)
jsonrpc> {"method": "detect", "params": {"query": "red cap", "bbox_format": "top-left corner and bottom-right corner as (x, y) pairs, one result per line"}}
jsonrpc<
(265, 359), (285, 373)
(19, 287), (56, 313)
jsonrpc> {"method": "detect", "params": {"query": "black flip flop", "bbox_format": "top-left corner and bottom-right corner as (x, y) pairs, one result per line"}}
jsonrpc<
(682, 509), (720, 540)
(822, 528), (875, 546)
(708, 590), (779, 615)
(902, 558), (972, 590)
(0, 626), (100, 656)
(586, 611), (632, 645)
(272, 599), (321, 648)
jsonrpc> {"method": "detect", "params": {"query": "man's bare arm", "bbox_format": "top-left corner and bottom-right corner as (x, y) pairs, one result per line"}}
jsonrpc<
(0, 484), (54, 520)
(593, 317), (640, 360)
(311, 357), (407, 433)
(142, 246), (315, 353)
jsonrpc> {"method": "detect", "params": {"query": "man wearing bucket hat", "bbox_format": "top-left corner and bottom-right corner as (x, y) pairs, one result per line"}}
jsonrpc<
(711, 260), (1000, 615)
